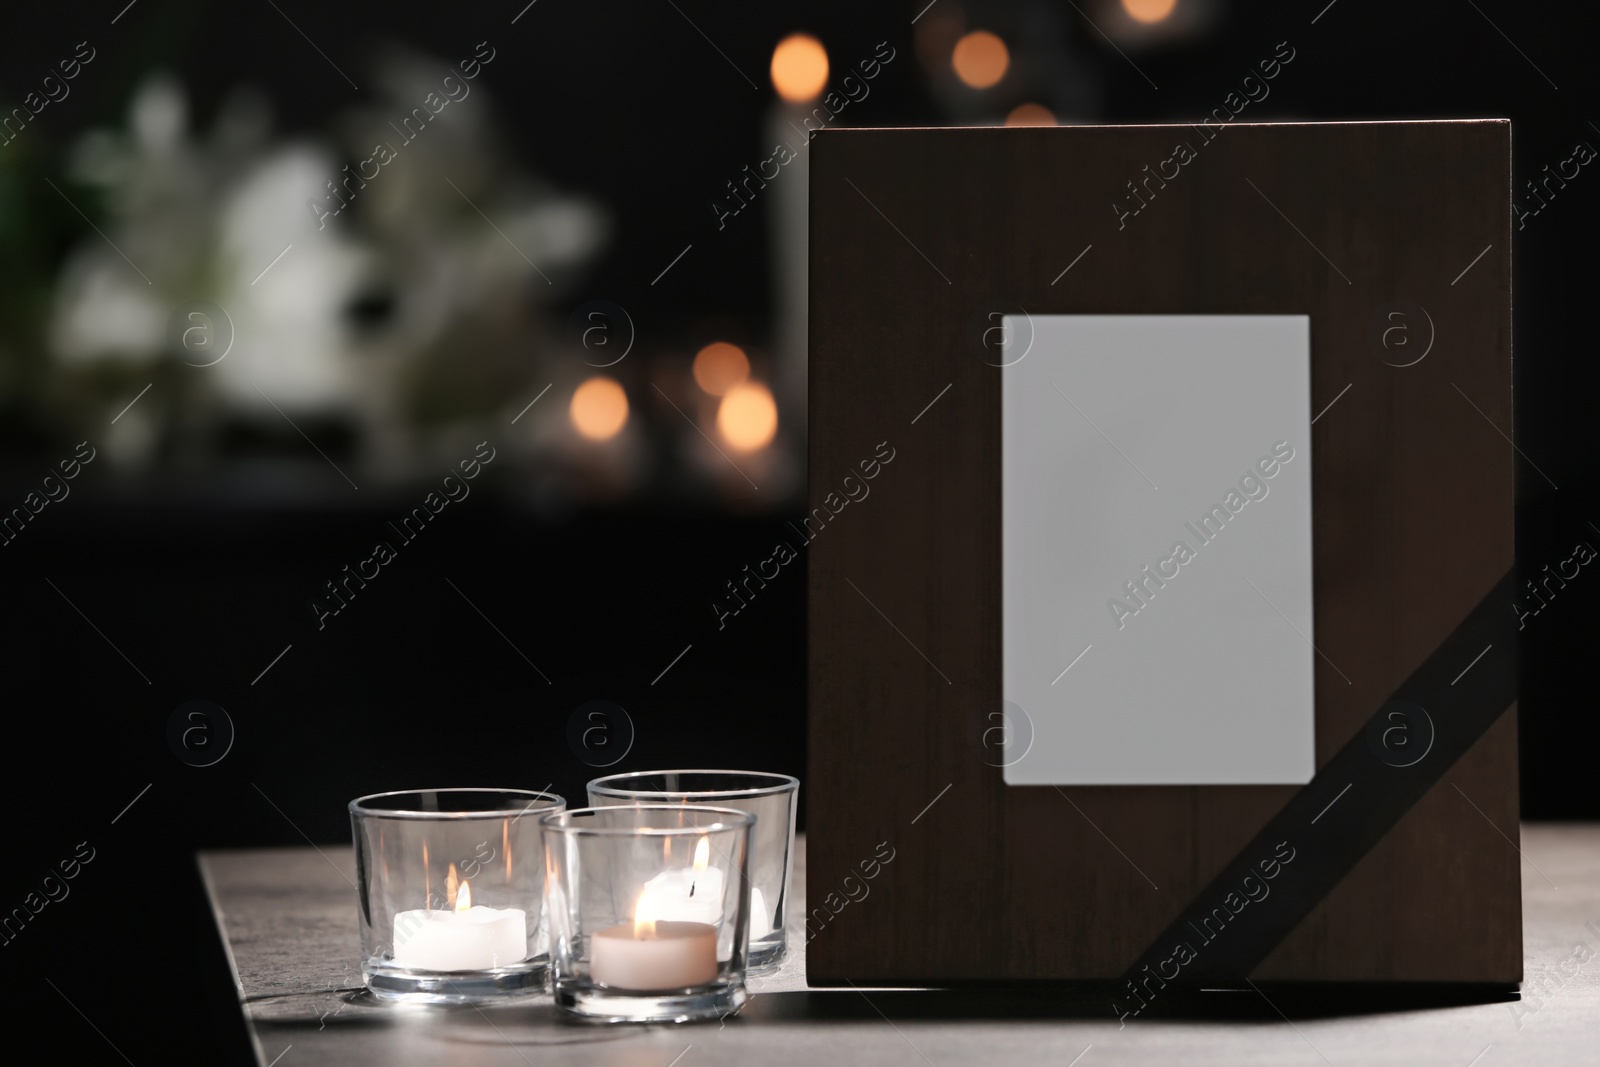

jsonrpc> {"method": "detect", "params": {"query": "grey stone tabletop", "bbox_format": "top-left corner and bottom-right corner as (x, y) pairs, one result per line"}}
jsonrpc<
(201, 826), (1600, 1066)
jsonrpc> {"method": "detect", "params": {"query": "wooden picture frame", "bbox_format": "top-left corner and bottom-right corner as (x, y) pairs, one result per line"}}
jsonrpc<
(806, 120), (1517, 983)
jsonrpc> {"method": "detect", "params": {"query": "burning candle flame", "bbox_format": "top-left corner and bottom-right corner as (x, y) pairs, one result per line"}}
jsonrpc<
(633, 887), (659, 940)
(456, 880), (472, 913)
(690, 836), (711, 897)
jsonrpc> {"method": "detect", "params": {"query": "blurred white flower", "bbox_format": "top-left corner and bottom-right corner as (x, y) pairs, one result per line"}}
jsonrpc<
(46, 54), (609, 478)
(213, 145), (374, 413)
(50, 255), (165, 363)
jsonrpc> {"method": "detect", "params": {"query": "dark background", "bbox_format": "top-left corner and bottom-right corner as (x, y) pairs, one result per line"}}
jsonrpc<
(2, 0), (1596, 1060)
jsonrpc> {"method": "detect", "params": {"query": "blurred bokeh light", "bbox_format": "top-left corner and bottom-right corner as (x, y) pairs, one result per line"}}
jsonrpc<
(1006, 103), (1056, 126)
(771, 34), (830, 103)
(717, 382), (778, 452)
(570, 376), (629, 441)
(1122, 0), (1180, 24)
(951, 30), (1009, 90)
(693, 341), (751, 396)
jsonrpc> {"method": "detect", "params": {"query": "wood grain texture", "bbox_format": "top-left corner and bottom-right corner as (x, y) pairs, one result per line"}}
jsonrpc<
(805, 121), (1516, 983)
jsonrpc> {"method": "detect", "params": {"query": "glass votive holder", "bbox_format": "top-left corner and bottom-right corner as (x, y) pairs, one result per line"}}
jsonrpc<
(541, 804), (754, 1023)
(587, 770), (798, 974)
(349, 788), (565, 1002)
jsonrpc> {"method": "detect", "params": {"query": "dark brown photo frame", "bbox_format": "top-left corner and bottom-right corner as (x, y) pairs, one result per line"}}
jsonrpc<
(806, 120), (1517, 983)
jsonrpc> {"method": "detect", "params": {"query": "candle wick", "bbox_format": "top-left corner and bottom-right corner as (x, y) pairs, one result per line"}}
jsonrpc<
(689, 879), (696, 897)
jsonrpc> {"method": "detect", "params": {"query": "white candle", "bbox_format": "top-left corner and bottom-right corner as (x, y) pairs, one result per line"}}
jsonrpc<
(392, 881), (526, 971)
(748, 887), (770, 940)
(590, 919), (718, 990)
(590, 878), (718, 990)
(639, 837), (725, 925)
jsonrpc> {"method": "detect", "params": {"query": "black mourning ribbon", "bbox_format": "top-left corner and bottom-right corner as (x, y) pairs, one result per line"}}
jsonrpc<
(1117, 568), (1518, 1004)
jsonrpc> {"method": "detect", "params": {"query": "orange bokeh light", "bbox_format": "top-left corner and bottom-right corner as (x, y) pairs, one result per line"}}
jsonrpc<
(570, 377), (629, 441)
(1006, 103), (1056, 126)
(717, 382), (778, 452)
(1122, 0), (1178, 24)
(952, 30), (1009, 89)
(693, 342), (751, 396)
(771, 34), (829, 103)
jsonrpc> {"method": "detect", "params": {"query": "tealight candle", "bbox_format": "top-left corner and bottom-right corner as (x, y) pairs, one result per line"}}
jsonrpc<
(542, 803), (752, 1022)
(351, 788), (563, 1002)
(589, 885), (718, 990)
(638, 836), (724, 925)
(584, 771), (798, 973)
(392, 880), (527, 971)
(748, 887), (770, 939)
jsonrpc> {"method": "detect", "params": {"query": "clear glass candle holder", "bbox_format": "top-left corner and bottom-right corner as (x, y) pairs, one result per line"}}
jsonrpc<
(587, 770), (798, 973)
(542, 804), (754, 1023)
(349, 788), (565, 1002)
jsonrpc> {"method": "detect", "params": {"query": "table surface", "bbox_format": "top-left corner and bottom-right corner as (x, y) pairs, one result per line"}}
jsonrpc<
(201, 826), (1600, 1066)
